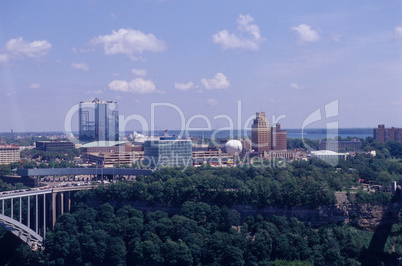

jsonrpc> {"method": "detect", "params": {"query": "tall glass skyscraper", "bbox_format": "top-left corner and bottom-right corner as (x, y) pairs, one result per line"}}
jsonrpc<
(79, 98), (119, 142)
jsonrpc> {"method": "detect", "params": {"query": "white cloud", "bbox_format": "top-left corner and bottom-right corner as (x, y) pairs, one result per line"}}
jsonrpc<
(72, 47), (93, 53)
(207, 98), (218, 106)
(0, 53), (9, 62)
(5, 37), (51, 58)
(290, 83), (304, 90)
(71, 62), (89, 71)
(332, 34), (342, 42)
(87, 90), (103, 95)
(108, 78), (156, 94)
(91, 28), (166, 60)
(213, 14), (265, 50)
(29, 83), (41, 89)
(201, 73), (230, 90)
(291, 24), (320, 44)
(174, 81), (194, 91)
(394, 26), (402, 39)
(131, 68), (147, 77)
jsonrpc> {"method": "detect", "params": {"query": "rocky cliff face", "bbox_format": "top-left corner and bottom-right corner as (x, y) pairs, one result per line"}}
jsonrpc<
(85, 199), (402, 231)
(232, 203), (402, 231)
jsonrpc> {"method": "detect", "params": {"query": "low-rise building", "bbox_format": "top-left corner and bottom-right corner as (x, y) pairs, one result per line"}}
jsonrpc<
(318, 140), (362, 151)
(192, 149), (231, 166)
(310, 150), (349, 165)
(82, 152), (133, 167)
(80, 141), (131, 153)
(35, 141), (75, 151)
(268, 150), (294, 160)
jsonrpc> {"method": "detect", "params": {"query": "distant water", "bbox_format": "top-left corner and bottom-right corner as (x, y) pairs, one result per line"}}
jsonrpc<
(134, 128), (373, 140)
(0, 128), (373, 140)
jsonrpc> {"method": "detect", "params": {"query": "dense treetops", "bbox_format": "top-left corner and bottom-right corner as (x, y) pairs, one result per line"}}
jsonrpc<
(74, 152), (401, 208)
(75, 164), (340, 208)
(3, 202), (377, 265)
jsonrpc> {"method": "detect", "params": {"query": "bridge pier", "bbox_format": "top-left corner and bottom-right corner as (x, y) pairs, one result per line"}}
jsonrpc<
(52, 193), (56, 229)
(52, 191), (70, 228)
(19, 197), (22, 223)
(60, 193), (64, 215)
(65, 191), (71, 213)
(35, 195), (38, 233)
(27, 196), (30, 228)
(43, 193), (46, 239)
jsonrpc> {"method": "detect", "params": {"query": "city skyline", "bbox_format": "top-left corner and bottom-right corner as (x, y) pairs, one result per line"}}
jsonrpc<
(0, 1), (401, 132)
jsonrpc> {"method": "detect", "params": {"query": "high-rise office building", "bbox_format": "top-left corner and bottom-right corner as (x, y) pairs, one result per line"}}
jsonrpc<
(79, 98), (119, 142)
(251, 112), (271, 152)
(271, 123), (287, 151)
(144, 137), (192, 168)
(373, 124), (402, 143)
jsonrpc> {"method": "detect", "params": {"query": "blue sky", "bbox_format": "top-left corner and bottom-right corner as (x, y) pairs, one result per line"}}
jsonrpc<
(0, 0), (401, 133)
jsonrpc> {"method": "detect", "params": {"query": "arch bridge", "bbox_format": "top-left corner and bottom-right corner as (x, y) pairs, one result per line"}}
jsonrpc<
(1, 168), (153, 250)
(0, 186), (95, 250)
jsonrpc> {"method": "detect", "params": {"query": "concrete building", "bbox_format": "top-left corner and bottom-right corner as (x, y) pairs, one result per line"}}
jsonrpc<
(268, 150), (294, 160)
(251, 112), (271, 152)
(310, 150), (349, 163)
(79, 98), (119, 142)
(0, 145), (20, 164)
(82, 152), (133, 167)
(271, 123), (287, 151)
(192, 149), (231, 166)
(80, 141), (131, 153)
(144, 137), (192, 168)
(318, 140), (362, 151)
(373, 124), (402, 143)
(80, 141), (133, 167)
(35, 141), (74, 151)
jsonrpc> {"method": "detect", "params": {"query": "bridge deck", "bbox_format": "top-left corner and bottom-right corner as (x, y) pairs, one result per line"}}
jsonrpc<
(18, 167), (153, 177)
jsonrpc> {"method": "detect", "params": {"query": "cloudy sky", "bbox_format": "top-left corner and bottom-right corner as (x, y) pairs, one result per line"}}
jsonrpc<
(0, 1), (401, 132)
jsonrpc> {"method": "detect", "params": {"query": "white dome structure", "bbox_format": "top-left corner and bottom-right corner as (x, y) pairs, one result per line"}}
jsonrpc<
(225, 140), (243, 155)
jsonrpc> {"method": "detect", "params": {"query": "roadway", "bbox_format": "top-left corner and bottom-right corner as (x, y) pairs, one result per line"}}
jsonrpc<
(18, 167), (153, 178)
(0, 184), (98, 200)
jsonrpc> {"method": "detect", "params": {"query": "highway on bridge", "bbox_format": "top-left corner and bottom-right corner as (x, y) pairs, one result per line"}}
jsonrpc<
(18, 167), (153, 178)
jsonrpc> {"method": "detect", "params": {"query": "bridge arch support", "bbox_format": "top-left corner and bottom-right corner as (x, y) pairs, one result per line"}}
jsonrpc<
(0, 214), (43, 250)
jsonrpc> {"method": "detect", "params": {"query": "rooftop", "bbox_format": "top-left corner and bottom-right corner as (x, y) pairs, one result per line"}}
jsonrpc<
(311, 150), (349, 156)
(81, 141), (129, 148)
